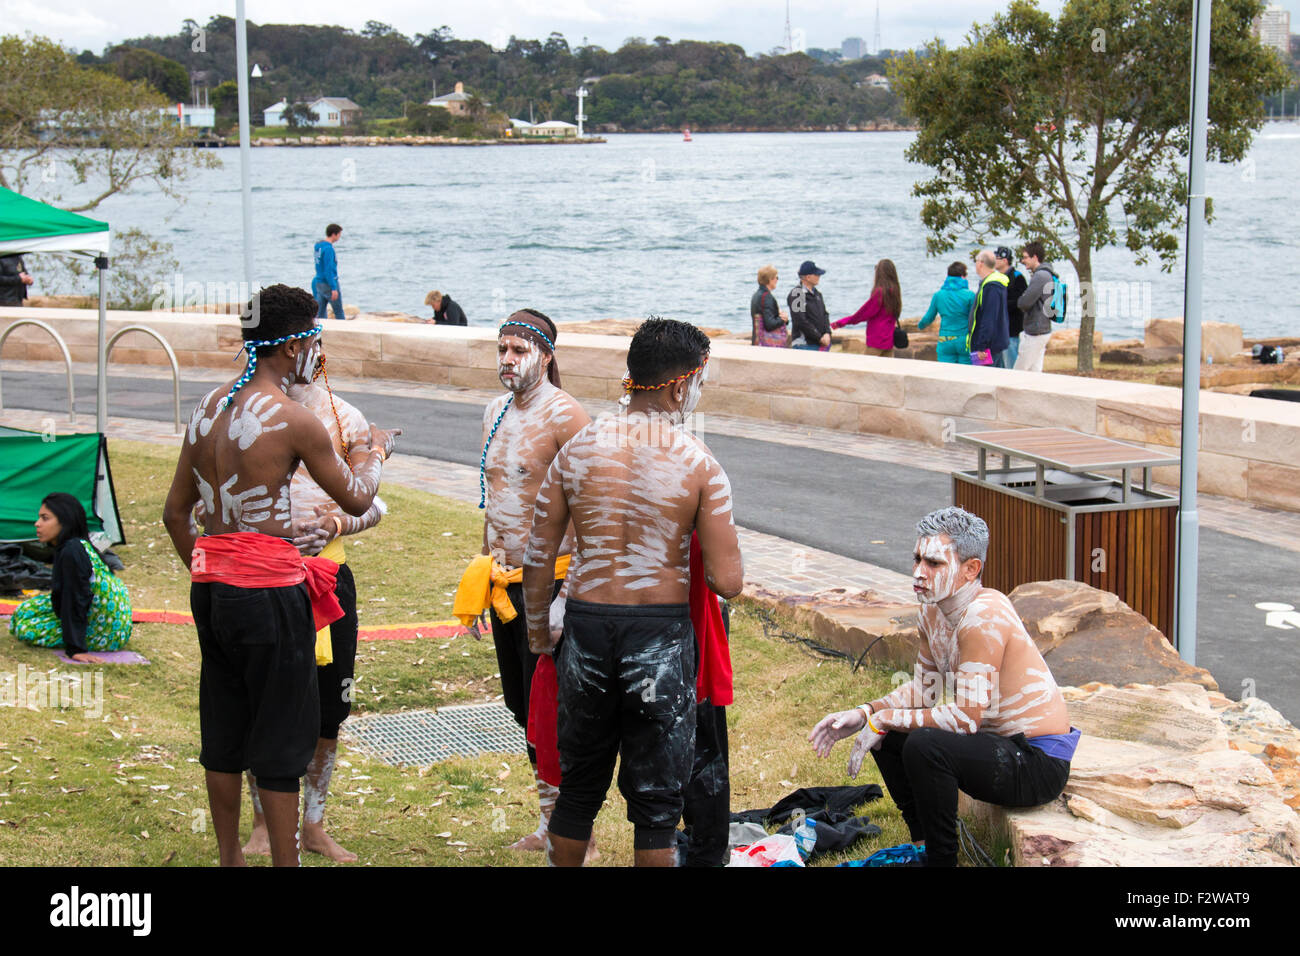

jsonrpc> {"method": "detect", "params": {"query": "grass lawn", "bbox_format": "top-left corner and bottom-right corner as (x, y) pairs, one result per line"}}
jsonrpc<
(0, 439), (954, 867)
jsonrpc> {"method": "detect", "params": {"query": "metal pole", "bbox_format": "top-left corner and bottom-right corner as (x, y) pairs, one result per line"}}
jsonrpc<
(1176, 0), (1211, 665)
(235, 1), (256, 291)
(96, 256), (107, 433)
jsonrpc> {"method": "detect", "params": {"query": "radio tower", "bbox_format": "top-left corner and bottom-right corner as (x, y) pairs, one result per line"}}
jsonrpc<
(784, 0), (793, 54)
(873, 0), (882, 55)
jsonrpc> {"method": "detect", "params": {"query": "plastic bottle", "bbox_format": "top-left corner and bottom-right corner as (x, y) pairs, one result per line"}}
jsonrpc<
(793, 818), (817, 860)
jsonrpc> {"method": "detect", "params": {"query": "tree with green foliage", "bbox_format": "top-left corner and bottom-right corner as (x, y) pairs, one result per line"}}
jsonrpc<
(0, 34), (215, 211)
(404, 103), (452, 134)
(889, 0), (1289, 370)
(109, 47), (191, 102)
(282, 102), (318, 129)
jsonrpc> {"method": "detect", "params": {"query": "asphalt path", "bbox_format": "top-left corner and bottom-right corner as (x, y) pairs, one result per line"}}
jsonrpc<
(6, 368), (1298, 722)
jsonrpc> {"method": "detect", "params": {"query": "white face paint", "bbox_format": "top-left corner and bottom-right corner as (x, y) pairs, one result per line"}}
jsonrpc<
(293, 336), (322, 385)
(913, 534), (962, 604)
(678, 363), (707, 419)
(498, 335), (546, 394)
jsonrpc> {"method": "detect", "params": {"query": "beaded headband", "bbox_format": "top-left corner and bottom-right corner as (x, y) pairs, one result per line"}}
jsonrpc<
(218, 325), (323, 411)
(621, 354), (709, 393)
(498, 320), (555, 352)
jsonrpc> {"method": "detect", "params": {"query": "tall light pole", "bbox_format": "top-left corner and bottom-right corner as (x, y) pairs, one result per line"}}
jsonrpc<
(1175, 0), (1212, 665)
(576, 86), (588, 139)
(235, 1), (256, 294)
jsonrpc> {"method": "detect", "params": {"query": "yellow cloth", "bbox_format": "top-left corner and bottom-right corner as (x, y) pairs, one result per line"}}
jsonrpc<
(314, 538), (347, 666)
(453, 553), (571, 627)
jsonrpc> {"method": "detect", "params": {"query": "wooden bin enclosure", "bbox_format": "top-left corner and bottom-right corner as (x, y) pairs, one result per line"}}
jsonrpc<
(952, 428), (1181, 639)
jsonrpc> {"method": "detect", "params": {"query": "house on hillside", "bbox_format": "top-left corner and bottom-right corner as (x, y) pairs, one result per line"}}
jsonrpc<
(263, 99), (289, 126)
(428, 82), (490, 116)
(524, 120), (578, 138)
(306, 97), (363, 127)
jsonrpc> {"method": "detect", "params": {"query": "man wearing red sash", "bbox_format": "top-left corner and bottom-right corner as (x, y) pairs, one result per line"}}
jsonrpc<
(163, 284), (399, 867)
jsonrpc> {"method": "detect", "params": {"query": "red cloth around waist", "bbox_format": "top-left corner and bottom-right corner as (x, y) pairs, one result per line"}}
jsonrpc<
(690, 533), (733, 706)
(528, 655), (562, 787)
(190, 532), (344, 631)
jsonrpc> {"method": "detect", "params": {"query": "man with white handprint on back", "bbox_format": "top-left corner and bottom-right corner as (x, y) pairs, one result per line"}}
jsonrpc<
(163, 284), (399, 867)
(809, 507), (1078, 866)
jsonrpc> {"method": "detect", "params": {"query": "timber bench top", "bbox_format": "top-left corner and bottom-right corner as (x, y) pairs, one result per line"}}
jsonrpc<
(956, 427), (1181, 473)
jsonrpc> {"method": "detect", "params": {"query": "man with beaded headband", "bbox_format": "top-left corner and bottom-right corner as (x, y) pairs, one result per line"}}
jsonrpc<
(809, 507), (1078, 867)
(524, 317), (744, 866)
(453, 308), (591, 853)
(163, 284), (399, 867)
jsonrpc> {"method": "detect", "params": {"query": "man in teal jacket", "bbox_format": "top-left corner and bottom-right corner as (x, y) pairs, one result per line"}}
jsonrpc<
(918, 262), (977, 364)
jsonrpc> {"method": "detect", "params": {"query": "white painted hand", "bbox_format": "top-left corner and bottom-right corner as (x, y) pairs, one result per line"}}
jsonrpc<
(809, 708), (866, 758)
(847, 727), (886, 779)
(548, 595), (566, 645)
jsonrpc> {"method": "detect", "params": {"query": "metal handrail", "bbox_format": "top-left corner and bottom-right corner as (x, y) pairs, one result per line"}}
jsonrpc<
(105, 325), (182, 434)
(0, 319), (77, 423)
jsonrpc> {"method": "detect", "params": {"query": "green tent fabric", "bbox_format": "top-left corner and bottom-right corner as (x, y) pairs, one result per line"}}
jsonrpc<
(0, 426), (124, 545)
(0, 187), (110, 256)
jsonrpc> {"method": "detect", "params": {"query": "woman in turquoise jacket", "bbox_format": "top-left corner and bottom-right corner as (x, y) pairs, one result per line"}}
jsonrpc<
(918, 262), (977, 364)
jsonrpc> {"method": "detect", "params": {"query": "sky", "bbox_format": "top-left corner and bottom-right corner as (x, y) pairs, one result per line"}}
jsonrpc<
(6, 0), (1296, 61)
(0, 0), (1110, 56)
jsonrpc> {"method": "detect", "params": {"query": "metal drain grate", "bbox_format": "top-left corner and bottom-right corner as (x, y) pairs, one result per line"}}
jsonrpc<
(340, 703), (527, 766)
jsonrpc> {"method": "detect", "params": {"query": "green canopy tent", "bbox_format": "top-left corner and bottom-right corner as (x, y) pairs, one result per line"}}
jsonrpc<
(0, 425), (123, 546)
(0, 186), (113, 433)
(0, 189), (123, 545)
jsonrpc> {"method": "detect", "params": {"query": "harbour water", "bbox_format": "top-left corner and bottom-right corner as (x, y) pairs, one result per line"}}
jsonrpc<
(76, 130), (1300, 340)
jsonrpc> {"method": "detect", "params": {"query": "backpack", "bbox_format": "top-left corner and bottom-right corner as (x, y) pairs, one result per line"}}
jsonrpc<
(1047, 275), (1068, 324)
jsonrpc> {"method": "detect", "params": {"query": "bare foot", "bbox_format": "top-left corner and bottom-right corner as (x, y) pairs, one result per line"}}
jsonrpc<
(302, 822), (358, 863)
(242, 823), (271, 857)
(584, 836), (600, 865)
(507, 830), (547, 852)
(69, 652), (106, 664)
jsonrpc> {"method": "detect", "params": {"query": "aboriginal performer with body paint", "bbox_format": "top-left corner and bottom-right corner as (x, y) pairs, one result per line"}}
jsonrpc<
(162, 284), (399, 867)
(810, 506), (1079, 867)
(452, 309), (592, 854)
(242, 376), (386, 863)
(524, 317), (745, 867)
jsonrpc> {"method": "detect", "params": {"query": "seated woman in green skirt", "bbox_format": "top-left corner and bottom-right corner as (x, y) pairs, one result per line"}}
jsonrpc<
(9, 493), (132, 663)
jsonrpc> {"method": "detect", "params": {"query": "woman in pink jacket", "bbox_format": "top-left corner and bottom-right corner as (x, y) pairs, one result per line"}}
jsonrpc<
(833, 259), (902, 356)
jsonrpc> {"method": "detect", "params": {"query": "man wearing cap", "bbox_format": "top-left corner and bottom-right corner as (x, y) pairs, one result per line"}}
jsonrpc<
(787, 261), (832, 351)
(453, 308), (591, 853)
(994, 246), (1028, 369)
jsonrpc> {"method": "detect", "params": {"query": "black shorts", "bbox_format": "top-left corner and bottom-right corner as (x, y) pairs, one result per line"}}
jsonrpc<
(192, 581), (319, 792)
(317, 563), (358, 739)
(548, 599), (697, 850)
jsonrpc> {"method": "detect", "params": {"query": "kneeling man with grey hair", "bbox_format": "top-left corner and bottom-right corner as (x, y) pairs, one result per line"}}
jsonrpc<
(809, 506), (1078, 866)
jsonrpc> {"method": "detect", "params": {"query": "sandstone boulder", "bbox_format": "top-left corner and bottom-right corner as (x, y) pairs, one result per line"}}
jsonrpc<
(960, 683), (1300, 866)
(1009, 580), (1217, 691)
(743, 587), (920, 668)
(1144, 317), (1244, 363)
(1044, 328), (1103, 355)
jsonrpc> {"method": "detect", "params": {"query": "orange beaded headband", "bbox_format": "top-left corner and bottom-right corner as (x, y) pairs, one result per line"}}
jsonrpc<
(621, 354), (709, 393)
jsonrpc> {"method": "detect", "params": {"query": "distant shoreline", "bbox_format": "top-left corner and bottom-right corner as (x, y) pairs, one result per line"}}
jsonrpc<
(204, 127), (915, 147)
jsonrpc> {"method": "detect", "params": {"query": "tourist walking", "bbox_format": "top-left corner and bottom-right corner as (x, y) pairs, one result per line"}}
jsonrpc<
(312, 224), (344, 321)
(918, 263), (976, 364)
(833, 258), (902, 357)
